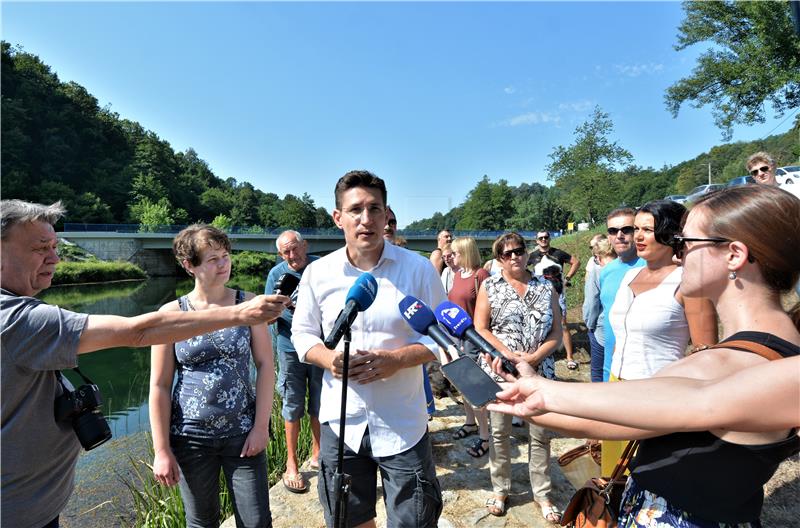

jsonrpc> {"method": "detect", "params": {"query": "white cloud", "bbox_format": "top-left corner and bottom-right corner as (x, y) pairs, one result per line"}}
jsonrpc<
(497, 111), (561, 127)
(504, 86), (516, 94)
(613, 62), (664, 77)
(558, 100), (593, 112)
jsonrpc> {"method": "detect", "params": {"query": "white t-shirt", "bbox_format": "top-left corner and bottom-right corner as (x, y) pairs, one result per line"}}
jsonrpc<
(608, 266), (689, 380)
(291, 242), (447, 456)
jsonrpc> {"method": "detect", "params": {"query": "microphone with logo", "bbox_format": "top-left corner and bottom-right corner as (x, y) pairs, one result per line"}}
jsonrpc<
(272, 273), (301, 311)
(398, 295), (459, 360)
(434, 301), (520, 377)
(323, 273), (378, 350)
(398, 295), (501, 409)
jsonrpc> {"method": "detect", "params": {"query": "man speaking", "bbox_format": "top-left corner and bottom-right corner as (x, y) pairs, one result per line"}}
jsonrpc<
(291, 171), (447, 528)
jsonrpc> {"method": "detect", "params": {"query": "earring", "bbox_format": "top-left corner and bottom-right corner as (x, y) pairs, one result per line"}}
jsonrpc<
(728, 271), (737, 280)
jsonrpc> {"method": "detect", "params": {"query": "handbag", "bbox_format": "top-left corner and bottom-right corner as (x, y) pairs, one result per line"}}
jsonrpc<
(557, 440), (601, 490)
(560, 440), (638, 528)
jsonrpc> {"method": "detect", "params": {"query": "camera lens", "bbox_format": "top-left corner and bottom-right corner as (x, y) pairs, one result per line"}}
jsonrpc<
(73, 410), (112, 450)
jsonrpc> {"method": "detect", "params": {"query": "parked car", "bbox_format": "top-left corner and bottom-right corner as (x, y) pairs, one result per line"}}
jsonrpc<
(685, 183), (725, 204)
(726, 176), (755, 187)
(664, 194), (687, 204)
(776, 166), (800, 186)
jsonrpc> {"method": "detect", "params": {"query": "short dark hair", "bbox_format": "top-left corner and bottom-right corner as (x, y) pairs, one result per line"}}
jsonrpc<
(607, 207), (636, 222)
(636, 200), (686, 251)
(173, 224), (231, 268)
(334, 170), (387, 209)
(492, 232), (527, 260)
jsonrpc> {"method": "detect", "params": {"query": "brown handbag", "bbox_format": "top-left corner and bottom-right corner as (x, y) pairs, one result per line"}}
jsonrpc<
(557, 440), (602, 490)
(560, 440), (638, 528)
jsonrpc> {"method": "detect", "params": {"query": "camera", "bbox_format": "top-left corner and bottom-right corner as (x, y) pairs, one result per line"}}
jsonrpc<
(54, 368), (112, 451)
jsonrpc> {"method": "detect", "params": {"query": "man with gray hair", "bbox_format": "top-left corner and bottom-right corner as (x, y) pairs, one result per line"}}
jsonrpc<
(264, 230), (322, 493)
(0, 199), (288, 528)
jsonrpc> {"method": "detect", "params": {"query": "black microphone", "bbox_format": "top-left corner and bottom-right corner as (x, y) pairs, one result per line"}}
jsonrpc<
(323, 273), (378, 349)
(273, 273), (300, 296)
(398, 296), (458, 361)
(434, 301), (519, 376)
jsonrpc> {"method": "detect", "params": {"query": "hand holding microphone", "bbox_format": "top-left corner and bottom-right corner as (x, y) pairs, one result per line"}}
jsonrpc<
(434, 301), (520, 377)
(324, 273), (378, 350)
(272, 273), (300, 311)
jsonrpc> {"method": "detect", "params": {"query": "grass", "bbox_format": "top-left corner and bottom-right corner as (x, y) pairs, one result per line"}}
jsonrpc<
(54, 260), (147, 285)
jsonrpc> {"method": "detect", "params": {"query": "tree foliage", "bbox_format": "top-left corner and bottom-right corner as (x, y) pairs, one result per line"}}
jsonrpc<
(0, 42), (335, 229)
(666, 1), (800, 139)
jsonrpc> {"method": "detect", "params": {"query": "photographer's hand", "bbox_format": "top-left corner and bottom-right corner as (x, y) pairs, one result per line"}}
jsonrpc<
(153, 448), (180, 487)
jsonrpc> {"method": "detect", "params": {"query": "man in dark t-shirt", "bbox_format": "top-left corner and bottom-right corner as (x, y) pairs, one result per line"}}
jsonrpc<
(528, 230), (580, 371)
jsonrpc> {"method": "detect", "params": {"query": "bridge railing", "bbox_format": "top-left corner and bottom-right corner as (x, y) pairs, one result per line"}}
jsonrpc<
(63, 224), (559, 240)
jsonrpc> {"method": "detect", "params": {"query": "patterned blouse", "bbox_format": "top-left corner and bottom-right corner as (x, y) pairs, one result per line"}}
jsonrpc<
(479, 272), (556, 381)
(170, 291), (255, 438)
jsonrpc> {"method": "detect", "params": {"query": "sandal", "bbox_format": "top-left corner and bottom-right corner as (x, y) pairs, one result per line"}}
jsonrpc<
(452, 423), (478, 439)
(282, 472), (308, 494)
(309, 459), (320, 471)
(566, 360), (578, 370)
(486, 496), (506, 516)
(466, 437), (489, 458)
(538, 502), (562, 524)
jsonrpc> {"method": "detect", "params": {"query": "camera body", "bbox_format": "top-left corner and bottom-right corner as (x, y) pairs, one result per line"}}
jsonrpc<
(54, 375), (112, 451)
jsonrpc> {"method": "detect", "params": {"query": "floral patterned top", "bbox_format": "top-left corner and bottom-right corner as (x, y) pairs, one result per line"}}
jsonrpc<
(170, 290), (255, 438)
(479, 272), (556, 381)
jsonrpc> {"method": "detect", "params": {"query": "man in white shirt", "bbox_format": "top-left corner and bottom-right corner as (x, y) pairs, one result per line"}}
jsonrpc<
(291, 171), (447, 528)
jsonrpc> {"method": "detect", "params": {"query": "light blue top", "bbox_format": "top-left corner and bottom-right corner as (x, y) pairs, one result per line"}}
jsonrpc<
(599, 257), (645, 381)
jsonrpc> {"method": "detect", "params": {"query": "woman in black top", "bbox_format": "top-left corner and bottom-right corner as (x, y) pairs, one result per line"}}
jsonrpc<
(486, 185), (800, 527)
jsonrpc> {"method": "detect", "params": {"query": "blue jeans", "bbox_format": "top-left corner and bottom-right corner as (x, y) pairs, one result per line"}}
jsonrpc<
(588, 330), (605, 383)
(171, 433), (271, 528)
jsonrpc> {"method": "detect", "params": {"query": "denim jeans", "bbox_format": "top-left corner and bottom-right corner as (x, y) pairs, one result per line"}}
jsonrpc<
(171, 433), (271, 528)
(588, 330), (605, 383)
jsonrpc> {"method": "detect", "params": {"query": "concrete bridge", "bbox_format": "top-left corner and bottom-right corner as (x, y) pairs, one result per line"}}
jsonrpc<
(60, 224), (545, 276)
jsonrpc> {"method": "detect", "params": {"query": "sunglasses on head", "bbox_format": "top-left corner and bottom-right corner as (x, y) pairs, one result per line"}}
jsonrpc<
(749, 165), (770, 176)
(607, 226), (634, 236)
(500, 247), (526, 259)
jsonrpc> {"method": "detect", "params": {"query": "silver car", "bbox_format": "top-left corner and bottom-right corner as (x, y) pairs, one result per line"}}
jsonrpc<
(685, 183), (725, 204)
(664, 194), (687, 204)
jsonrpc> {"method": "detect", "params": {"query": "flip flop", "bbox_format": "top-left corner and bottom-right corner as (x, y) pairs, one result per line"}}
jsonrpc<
(566, 360), (578, 370)
(282, 472), (308, 494)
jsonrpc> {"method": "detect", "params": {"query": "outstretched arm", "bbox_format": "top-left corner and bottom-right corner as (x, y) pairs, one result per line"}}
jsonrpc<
(487, 356), (800, 433)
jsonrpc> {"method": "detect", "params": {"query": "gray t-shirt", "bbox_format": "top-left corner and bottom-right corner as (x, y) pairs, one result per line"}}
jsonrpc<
(1, 288), (88, 528)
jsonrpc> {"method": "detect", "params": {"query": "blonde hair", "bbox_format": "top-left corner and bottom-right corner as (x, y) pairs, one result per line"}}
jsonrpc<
(594, 239), (615, 259)
(451, 237), (481, 271)
(745, 151), (775, 170)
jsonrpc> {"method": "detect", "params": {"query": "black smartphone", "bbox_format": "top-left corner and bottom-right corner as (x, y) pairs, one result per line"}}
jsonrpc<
(441, 357), (501, 409)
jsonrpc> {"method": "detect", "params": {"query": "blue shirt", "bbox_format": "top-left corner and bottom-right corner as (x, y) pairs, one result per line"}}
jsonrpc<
(599, 257), (644, 381)
(264, 255), (319, 354)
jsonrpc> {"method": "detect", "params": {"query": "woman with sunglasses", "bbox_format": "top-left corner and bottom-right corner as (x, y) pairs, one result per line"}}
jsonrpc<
(473, 232), (563, 522)
(486, 185), (800, 527)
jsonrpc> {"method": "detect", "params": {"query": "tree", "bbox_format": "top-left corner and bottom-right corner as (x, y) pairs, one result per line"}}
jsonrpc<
(546, 106), (632, 222)
(666, 1), (800, 140)
(456, 176), (514, 230)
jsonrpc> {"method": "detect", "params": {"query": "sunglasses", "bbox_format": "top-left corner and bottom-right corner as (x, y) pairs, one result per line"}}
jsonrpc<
(501, 247), (526, 259)
(607, 226), (634, 236)
(749, 165), (770, 176)
(537, 236), (550, 241)
(672, 235), (729, 259)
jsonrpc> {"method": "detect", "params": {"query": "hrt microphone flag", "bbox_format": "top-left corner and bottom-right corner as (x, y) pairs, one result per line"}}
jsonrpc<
(434, 301), (519, 377)
(323, 273), (378, 349)
(398, 295), (458, 360)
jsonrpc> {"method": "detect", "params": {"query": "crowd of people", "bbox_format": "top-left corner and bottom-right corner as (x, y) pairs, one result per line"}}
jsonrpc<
(1, 151), (798, 528)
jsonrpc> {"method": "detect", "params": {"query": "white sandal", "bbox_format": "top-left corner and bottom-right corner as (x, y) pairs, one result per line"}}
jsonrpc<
(539, 502), (562, 524)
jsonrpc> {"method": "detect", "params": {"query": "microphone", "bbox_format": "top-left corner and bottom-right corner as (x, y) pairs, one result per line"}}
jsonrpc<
(273, 273), (300, 296)
(323, 273), (378, 349)
(398, 296), (458, 361)
(434, 301), (519, 377)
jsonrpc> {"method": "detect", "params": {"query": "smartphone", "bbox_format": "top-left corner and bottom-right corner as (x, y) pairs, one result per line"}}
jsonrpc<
(441, 357), (501, 409)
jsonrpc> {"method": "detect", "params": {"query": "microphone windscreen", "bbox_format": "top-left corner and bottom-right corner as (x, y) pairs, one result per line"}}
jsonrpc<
(434, 301), (472, 338)
(398, 295), (437, 335)
(346, 272), (378, 311)
(273, 273), (301, 296)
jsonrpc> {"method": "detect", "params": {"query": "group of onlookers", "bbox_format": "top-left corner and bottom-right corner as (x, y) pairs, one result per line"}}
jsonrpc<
(2, 152), (798, 528)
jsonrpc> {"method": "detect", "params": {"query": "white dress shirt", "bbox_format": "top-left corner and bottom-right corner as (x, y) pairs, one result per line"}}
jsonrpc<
(291, 242), (447, 457)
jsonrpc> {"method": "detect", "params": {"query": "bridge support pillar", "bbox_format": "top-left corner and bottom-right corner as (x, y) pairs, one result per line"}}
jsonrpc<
(63, 238), (177, 277)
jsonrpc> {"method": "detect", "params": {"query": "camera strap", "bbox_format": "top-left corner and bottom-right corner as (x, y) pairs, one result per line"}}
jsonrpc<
(55, 367), (97, 390)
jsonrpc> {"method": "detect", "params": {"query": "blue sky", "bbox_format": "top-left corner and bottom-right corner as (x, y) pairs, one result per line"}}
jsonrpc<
(3, 1), (795, 227)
